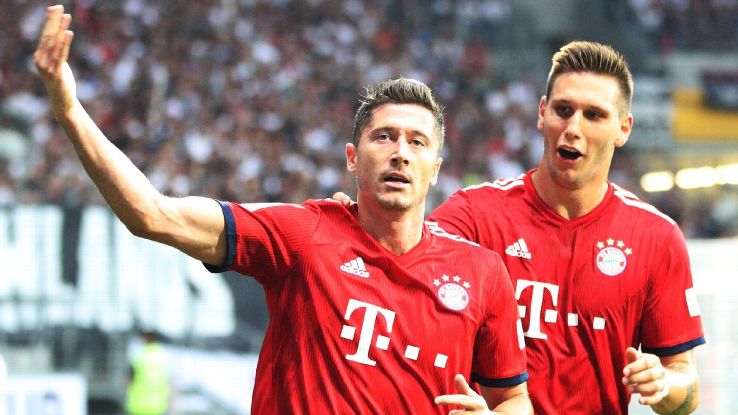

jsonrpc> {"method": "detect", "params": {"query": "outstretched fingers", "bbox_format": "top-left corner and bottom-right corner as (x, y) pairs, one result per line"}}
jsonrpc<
(56, 14), (73, 65)
(39, 5), (65, 40)
(35, 6), (73, 76)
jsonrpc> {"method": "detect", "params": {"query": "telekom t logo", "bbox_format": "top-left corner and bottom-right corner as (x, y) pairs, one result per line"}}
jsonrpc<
(341, 299), (396, 366)
(515, 279), (559, 340)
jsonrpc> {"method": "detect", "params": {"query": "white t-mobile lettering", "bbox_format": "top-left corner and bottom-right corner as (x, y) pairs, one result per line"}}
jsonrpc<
(515, 280), (559, 340)
(343, 299), (396, 366)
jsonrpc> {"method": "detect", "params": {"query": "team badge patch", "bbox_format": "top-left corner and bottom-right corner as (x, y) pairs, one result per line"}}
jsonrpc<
(595, 238), (632, 276)
(433, 274), (471, 311)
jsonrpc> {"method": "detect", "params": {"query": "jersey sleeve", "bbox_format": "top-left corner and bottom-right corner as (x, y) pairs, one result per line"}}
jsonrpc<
(471, 253), (529, 387)
(203, 201), (319, 287)
(428, 189), (478, 242)
(640, 225), (706, 356)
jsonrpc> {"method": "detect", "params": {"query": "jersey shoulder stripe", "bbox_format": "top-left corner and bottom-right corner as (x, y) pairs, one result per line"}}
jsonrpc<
(612, 184), (676, 225)
(238, 202), (306, 212)
(462, 174), (525, 192)
(425, 221), (480, 247)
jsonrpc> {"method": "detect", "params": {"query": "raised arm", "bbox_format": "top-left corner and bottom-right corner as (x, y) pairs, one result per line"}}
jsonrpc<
(34, 5), (226, 265)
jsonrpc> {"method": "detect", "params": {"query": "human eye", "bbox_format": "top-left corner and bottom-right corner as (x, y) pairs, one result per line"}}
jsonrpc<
(584, 109), (604, 120)
(377, 132), (391, 141)
(411, 137), (426, 147)
(554, 105), (573, 118)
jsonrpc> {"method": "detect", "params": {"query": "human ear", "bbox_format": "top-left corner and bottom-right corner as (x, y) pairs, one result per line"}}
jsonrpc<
(616, 113), (633, 147)
(346, 143), (358, 173)
(537, 96), (547, 131)
(430, 157), (443, 186)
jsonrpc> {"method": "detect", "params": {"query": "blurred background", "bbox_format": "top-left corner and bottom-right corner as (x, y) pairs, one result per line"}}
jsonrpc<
(0, 0), (736, 413)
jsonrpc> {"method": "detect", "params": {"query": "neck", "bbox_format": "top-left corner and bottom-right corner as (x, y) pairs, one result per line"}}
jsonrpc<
(531, 168), (609, 220)
(356, 200), (426, 256)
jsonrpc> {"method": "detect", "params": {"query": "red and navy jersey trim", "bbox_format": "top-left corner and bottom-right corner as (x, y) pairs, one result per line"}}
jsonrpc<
(642, 337), (706, 357)
(472, 371), (529, 388)
(203, 200), (236, 273)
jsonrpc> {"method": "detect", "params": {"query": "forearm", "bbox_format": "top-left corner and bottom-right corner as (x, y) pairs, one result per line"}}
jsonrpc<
(35, 6), (225, 264)
(56, 99), (164, 236)
(650, 362), (699, 415)
(491, 392), (533, 415)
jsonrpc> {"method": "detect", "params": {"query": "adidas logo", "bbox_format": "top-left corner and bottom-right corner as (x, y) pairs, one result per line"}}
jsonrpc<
(340, 257), (370, 278)
(505, 238), (531, 259)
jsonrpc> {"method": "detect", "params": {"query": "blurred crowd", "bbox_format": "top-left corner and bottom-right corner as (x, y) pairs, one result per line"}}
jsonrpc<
(623, 0), (738, 52)
(0, 0), (735, 238)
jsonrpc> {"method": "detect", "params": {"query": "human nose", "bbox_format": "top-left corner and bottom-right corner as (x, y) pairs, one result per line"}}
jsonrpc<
(390, 137), (411, 166)
(563, 111), (583, 141)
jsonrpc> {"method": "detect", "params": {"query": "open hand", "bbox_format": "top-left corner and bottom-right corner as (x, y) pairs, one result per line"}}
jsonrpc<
(33, 5), (78, 117)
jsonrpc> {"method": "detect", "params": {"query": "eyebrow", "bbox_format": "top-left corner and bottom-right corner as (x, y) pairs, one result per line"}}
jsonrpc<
(550, 98), (612, 114)
(371, 126), (433, 139)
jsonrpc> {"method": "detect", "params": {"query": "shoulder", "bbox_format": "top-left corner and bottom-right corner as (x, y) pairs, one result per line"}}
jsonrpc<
(228, 201), (310, 213)
(426, 221), (504, 264)
(452, 173), (527, 202)
(243, 198), (347, 215)
(302, 198), (344, 212)
(610, 183), (677, 227)
(463, 174), (526, 194)
(300, 199), (364, 232)
(426, 220), (480, 247)
(225, 200), (333, 226)
(304, 198), (359, 219)
(427, 222), (507, 281)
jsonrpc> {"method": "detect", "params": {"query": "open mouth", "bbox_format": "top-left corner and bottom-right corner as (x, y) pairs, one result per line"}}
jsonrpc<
(558, 147), (583, 160)
(383, 173), (410, 184)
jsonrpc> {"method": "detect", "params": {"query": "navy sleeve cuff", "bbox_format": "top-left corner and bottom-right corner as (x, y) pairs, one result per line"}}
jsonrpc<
(203, 200), (236, 273)
(472, 371), (529, 388)
(642, 337), (706, 357)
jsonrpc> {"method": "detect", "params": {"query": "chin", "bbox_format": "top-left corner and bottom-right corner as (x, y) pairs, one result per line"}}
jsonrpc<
(551, 168), (586, 190)
(377, 197), (413, 211)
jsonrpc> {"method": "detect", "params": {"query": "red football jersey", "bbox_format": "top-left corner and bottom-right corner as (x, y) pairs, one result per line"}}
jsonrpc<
(206, 199), (528, 414)
(429, 170), (705, 414)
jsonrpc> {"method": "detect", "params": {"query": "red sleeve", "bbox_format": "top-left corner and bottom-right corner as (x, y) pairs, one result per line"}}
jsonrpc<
(471, 252), (529, 386)
(428, 189), (478, 242)
(640, 225), (706, 355)
(204, 201), (319, 288)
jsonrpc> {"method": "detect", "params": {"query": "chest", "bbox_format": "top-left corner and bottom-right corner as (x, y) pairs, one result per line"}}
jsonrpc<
(482, 212), (655, 338)
(301, 240), (485, 319)
(275, 238), (488, 367)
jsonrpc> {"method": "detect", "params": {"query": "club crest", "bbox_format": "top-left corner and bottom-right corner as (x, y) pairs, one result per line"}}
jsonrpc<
(433, 274), (471, 311)
(595, 238), (632, 276)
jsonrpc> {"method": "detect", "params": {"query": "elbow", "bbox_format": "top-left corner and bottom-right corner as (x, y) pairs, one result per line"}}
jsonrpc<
(124, 215), (158, 240)
(119, 197), (167, 240)
(126, 220), (152, 239)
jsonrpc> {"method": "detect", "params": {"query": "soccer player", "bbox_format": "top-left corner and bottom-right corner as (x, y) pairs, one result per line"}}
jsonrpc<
(428, 41), (705, 414)
(35, 5), (532, 414)
(329, 42), (707, 414)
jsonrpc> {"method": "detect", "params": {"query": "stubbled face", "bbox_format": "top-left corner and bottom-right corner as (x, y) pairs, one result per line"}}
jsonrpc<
(537, 72), (633, 190)
(346, 103), (442, 212)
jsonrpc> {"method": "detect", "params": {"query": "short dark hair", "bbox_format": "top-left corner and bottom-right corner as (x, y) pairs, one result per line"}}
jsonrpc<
(546, 41), (634, 115)
(352, 78), (444, 151)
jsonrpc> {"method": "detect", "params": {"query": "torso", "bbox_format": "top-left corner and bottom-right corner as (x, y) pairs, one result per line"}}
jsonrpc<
(223, 200), (526, 414)
(429, 171), (704, 414)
